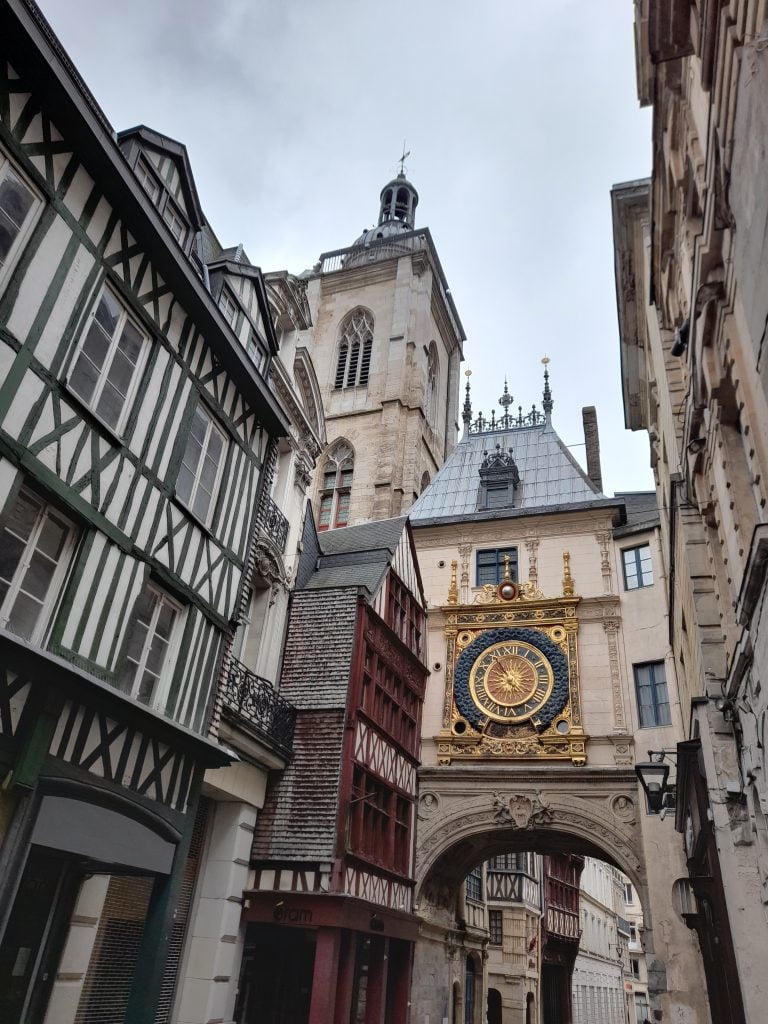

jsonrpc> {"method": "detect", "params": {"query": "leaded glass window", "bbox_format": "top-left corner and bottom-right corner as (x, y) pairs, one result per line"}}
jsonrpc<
(318, 441), (353, 531)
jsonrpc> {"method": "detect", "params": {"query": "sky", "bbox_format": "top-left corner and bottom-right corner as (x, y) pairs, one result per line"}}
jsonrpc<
(41, 0), (654, 495)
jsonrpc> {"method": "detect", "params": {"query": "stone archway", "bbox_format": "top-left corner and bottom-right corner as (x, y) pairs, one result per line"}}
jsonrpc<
(410, 764), (708, 1024)
(415, 765), (646, 914)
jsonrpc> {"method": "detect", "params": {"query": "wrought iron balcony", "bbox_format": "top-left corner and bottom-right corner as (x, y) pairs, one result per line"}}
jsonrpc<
(221, 658), (296, 758)
(256, 494), (289, 553)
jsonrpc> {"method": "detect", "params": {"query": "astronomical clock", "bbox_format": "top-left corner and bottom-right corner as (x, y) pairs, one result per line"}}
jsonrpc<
(437, 553), (587, 766)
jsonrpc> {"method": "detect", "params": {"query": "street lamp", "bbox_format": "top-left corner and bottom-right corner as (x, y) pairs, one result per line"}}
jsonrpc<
(635, 752), (675, 815)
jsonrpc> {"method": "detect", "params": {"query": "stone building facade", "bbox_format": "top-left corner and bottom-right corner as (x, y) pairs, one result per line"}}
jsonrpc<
(571, 858), (629, 1024)
(407, 376), (708, 1023)
(298, 172), (465, 527)
(612, 3), (768, 1020)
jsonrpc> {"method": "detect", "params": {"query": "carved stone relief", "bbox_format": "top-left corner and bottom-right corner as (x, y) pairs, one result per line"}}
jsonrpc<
(595, 531), (614, 594)
(603, 618), (627, 730)
(524, 536), (540, 585)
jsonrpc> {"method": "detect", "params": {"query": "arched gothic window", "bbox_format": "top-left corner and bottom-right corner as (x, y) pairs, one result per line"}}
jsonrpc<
(334, 308), (374, 389)
(318, 441), (353, 531)
(426, 343), (439, 424)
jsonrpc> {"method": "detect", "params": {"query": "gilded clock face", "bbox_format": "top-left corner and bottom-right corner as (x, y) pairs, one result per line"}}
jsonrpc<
(469, 640), (554, 723)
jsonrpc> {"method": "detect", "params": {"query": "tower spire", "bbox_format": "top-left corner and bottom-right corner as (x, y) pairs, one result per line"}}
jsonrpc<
(542, 356), (553, 419)
(462, 370), (473, 434)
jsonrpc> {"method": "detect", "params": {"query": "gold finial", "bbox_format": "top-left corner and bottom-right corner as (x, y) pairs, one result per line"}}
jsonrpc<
(562, 551), (574, 596)
(448, 560), (459, 605)
(541, 355), (550, 365)
(503, 552), (512, 581)
(465, 369), (472, 378)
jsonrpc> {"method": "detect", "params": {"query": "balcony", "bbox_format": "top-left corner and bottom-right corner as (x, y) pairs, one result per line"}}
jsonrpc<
(221, 658), (296, 759)
(256, 494), (289, 553)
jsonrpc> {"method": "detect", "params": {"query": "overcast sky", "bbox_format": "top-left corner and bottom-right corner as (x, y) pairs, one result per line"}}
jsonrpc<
(41, 0), (654, 495)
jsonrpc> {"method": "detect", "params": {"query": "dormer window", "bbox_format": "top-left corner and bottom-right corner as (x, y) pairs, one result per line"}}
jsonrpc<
(137, 158), (161, 203)
(247, 331), (269, 374)
(219, 290), (238, 328)
(133, 155), (189, 251)
(477, 444), (520, 511)
(163, 198), (188, 246)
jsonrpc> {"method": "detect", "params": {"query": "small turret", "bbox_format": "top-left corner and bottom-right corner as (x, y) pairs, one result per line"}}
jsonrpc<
(378, 172), (419, 229)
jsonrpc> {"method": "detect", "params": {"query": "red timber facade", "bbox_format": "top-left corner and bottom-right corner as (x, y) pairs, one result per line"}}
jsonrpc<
(540, 854), (584, 1024)
(240, 515), (428, 1024)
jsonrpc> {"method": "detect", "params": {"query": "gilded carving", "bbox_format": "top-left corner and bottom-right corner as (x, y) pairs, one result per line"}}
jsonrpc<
(440, 581), (587, 764)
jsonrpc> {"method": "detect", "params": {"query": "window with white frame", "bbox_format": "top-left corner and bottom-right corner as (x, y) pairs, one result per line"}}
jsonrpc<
(219, 289), (238, 328)
(68, 285), (148, 432)
(318, 441), (353, 531)
(634, 661), (672, 727)
(622, 543), (653, 589)
(334, 308), (373, 389)
(117, 583), (182, 708)
(0, 489), (74, 643)
(175, 400), (226, 524)
(0, 150), (42, 289)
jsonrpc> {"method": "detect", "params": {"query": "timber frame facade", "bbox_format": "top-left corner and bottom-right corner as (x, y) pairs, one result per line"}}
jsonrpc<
(0, 2), (291, 1021)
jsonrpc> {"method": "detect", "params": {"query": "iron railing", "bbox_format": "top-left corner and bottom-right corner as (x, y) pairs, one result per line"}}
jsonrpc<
(222, 658), (296, 757)
(256, 494), (289, 553)
(468, 406), (546, 433)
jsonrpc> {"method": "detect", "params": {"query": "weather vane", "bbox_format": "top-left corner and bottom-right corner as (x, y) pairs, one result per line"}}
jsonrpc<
(398, 141), (411, 176)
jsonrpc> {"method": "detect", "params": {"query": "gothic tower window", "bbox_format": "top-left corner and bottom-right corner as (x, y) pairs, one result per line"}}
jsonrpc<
(426, 343), (439, 425)
(334, 308), (374, 389)
(318, 441), (354, 530)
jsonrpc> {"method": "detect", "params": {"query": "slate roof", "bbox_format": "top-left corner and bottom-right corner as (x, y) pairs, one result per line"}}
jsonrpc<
(410, 422), (621, 525)
(280, 588), (359, 709)
(300, 516), (408, 597)
(251, 709), (344, 862)
(613, 490), (659, 537)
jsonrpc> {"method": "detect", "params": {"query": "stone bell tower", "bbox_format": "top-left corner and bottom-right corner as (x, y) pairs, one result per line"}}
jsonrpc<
(300, 166), (465, 529)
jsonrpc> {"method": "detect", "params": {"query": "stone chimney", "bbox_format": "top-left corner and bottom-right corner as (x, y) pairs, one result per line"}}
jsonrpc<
(582, 406), (603, 492)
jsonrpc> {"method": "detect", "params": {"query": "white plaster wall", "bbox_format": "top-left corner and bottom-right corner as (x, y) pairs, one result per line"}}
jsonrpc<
(174, 801), (257, 1024)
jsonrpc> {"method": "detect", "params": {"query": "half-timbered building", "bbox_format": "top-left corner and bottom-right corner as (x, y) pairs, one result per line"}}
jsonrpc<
(239, 514), (428, 1024)
(0, 3), (293, 1021)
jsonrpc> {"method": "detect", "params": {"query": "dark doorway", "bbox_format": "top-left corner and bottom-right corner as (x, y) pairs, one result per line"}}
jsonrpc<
(464, 955), (476, 1024)
(487, 986), (502, 1024)
(236, 924), (316, 1024)
(0, 848), (77, 1024)
(542, 963), (569, 1024)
